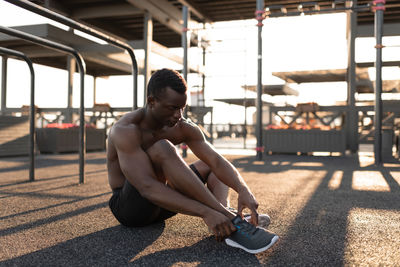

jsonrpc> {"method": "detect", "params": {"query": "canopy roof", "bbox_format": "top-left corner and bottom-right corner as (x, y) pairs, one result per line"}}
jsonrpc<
(244, 84), (299, 96)
(214, 98), (273, 107)
(25, 0), (400, 49)
(273, 68), (371, 83)
(272, 68), (400, 93)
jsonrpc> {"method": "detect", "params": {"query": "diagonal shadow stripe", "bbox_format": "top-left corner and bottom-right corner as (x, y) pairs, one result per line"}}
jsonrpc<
(0, 169), (106, 189)
(0, 201), (109, 237)
(0, 191), (111, 221)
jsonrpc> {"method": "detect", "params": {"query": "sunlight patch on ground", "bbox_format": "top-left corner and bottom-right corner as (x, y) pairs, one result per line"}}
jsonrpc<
(352, 171), (390, 192)
(344, 208), (400, 265)
(328, 170), (343, 190)
(292, 162), (324, 167)
(358, 154), (375, 168)
(389, 171), (400, 185)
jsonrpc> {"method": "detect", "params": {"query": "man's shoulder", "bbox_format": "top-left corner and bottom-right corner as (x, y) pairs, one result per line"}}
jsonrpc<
(176, 117), (198, 132)
(176, 118), (204, 140)
(109, 116), (142, 149)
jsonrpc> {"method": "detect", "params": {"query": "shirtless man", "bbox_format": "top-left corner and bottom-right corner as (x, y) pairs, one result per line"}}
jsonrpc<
(107, 69), (278, 254)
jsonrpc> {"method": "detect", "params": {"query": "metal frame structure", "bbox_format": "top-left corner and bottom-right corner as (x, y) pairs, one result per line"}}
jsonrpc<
(5, 0), (139, 110)
(0, 47), (35, 181)
(0, 26), (87, 184)
(256, 0), (387, 164)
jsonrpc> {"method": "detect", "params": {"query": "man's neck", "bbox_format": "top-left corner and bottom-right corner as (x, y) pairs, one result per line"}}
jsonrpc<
(140, 106), (163, 132)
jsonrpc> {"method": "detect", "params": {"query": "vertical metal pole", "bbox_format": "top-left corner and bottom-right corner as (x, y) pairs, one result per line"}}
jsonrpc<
(93, 76), (97, 105)
(201, 24), (206, 107)
(182, 5), (189, 157)
(66, 56), (75, 123)
(373, 0), (385, 165)
(0, 48), (36, 181)
(256, 0), (264, 160)
(1, 56), (7, 114)
(79, 60), (86, 183)
(346, 0), (358, 153)
(28, 59), (35, 181)
(210, 108), (214, 144)
(182, 6), (189, 83)
(143, 12), (153, 105)
(244, 89), (247, 149)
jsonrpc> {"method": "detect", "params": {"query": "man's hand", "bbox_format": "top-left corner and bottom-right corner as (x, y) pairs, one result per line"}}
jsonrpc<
(237, 187), (259, 226)
(202, 209), (236, 242)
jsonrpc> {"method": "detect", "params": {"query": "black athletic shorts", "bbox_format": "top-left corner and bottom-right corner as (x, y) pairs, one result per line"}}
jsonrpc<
(109, 163), (207, 227)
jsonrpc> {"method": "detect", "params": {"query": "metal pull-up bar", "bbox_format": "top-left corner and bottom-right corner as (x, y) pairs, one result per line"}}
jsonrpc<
(5, 0), (139, 110)
(0, 47), (35, 181)
(0, 25), (87, 183)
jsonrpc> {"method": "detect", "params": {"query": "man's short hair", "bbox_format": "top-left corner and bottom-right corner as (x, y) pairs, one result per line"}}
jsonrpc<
(147, 68), (187, 99)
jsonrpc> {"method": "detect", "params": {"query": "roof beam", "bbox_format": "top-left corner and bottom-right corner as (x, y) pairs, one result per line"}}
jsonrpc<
(126, 0), (199, 37)
(357, 23), (400, 37)
(357, 61), (400, 68)
(10, 46), (61, 58)
(82, 52), (132, 73)
(175, 0), (210, 22)
(43, 0), (70, 16)
(126, 0), (182, 34)
(72, 4), (143, 19)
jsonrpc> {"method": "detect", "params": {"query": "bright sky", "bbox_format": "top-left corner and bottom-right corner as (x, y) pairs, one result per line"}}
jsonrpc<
(0, 1), (399, 124)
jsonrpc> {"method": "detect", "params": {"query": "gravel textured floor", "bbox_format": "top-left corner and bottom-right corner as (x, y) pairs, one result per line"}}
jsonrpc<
(0, 151), (399, 266)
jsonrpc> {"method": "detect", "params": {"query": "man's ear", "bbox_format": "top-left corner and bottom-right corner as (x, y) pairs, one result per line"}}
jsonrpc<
(147, 95), (156, 107)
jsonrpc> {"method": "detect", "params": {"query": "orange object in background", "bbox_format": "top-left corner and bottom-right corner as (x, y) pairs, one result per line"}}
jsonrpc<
(45, 123), (96, 129)
(45, 123), (77, 129)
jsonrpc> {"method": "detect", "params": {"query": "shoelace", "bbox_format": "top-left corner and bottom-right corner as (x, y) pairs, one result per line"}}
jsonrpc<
(235, 219), (258, 236)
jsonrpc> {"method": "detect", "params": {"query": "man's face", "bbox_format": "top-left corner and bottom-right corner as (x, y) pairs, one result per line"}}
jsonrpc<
(150, 87), (187, 127)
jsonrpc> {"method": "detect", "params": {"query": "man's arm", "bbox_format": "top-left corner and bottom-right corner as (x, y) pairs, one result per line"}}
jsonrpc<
(184, 122), (259, 224)
(110, 125), (235, 238)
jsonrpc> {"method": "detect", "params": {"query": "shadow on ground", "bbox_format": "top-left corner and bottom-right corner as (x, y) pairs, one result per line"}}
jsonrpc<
(2, 224), (261, 266)
(232, 154), (400, 265)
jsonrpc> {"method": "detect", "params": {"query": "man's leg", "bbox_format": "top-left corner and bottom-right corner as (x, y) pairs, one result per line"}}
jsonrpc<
(190, 160), (230, 207)
(190, 160), (271, 229)
(146, 139), (235, 220)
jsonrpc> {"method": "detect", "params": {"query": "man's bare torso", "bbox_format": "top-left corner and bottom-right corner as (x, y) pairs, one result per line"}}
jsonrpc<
(107, 108), (188, 190)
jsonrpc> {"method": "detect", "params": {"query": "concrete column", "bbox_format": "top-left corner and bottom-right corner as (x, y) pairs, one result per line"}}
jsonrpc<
(143, 12), (153, 105)
(66, 56), (76, 123)
(346, 0), (359, 153)
(1, 56), (7, 114)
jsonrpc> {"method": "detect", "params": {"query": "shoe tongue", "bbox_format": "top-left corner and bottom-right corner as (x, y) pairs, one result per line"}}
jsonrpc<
(231, 215), (243, 225)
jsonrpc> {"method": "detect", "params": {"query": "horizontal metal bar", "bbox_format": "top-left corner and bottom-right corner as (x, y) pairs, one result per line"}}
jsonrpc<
(5, 0), (139, 110)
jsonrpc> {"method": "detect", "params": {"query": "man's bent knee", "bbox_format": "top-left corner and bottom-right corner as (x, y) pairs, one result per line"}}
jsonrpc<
(146, 139), (179, 164)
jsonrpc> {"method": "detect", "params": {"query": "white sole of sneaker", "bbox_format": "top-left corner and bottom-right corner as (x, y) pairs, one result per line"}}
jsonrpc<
(225, 235), (279, 254)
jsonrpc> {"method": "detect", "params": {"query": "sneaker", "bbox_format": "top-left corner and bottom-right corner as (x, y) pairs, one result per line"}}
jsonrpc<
(228, 207), (271, 229)
(225, 215), (279, 254)
(244, 213), (271, 229)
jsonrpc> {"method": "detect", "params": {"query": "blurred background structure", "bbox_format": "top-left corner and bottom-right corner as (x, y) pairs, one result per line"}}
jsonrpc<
(0, 0), (400, 180)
